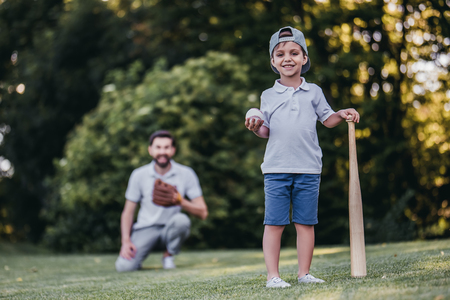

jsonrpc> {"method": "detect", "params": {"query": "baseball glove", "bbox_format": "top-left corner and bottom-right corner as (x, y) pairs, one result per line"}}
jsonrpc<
(152, 179), (182, 207)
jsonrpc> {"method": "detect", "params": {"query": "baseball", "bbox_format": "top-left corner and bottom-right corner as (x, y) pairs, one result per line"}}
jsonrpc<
(246, 108), (263, 120)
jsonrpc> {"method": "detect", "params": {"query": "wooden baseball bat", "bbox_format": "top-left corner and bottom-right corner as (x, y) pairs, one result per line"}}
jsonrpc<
(347, 120), (367, 278)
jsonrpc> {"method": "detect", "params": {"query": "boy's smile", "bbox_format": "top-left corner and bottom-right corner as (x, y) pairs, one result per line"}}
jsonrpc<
(271, 41), (308, 79)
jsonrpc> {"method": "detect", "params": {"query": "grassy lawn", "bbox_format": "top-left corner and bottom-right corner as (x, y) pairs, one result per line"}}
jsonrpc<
(1, 239), (449, 299)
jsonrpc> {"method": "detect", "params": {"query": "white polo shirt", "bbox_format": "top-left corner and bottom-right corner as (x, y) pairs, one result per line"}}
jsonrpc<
(125, 160), (203, 229)
(260, 79), (335, 174)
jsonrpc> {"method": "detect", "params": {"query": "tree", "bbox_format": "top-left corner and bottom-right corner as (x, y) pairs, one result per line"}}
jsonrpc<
(0, 0), (136, 241)
(2, 0), (449, 247)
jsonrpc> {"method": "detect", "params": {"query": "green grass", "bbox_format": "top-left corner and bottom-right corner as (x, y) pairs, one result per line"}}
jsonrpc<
(1, 240), (449, 299)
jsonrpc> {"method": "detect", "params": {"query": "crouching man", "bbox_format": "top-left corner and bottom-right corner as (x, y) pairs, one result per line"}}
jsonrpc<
(115, 130), (208, 272)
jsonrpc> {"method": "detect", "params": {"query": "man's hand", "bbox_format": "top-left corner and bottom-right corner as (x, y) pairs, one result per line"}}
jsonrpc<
(153, 179), (182, 207)
(120, 240), (137, 260)
(245, 117), (264, 132)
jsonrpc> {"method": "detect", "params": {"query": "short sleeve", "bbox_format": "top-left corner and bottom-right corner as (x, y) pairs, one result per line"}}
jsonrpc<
(184, 169), (203, 200)
(125, 170), (142, 202)
(315, 90), (335, 124)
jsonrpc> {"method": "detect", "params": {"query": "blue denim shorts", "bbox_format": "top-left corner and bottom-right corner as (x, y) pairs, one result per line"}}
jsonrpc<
(264, 173), (320, 226)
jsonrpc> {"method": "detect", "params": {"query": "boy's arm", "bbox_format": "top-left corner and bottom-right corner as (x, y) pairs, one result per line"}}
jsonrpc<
(245, 118), (269, 138)
(254, 125), (269, 138)
(323, 108), (360, 128)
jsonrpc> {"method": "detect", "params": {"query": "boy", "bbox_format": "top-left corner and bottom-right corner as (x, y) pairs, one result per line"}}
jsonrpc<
(245, 26), (360, 288)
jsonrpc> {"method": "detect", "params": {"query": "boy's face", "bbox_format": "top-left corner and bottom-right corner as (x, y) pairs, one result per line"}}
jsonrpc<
(271, 41), (308, 78)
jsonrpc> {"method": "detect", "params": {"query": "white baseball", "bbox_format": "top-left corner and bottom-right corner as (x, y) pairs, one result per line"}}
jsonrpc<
(246, 108), (263, 120)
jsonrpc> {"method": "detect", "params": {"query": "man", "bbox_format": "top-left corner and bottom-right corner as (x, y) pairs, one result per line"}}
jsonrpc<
(115, 130), (208, 272)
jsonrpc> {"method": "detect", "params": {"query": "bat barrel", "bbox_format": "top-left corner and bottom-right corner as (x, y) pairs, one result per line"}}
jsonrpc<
(348, 121), (367, 278)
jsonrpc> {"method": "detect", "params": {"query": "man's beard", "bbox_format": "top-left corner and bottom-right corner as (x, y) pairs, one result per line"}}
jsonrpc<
(155, 155), (171, 168)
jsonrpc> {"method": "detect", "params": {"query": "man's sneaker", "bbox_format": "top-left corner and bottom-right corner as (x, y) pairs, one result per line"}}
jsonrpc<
(266, 277), (291, 288)
(298, 274), (325, 283)
(162, 256), (176, 269)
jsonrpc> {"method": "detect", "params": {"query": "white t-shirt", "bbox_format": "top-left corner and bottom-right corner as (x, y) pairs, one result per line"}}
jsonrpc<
(260, 79), (335, 174)
(125, 160), (203, 229)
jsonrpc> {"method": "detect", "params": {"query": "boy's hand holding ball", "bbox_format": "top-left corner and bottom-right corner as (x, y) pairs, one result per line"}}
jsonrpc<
(245, 108), (265, 132)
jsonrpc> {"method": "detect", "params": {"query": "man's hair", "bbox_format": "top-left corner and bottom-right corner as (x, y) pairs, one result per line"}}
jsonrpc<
(149, 130), (176, 147)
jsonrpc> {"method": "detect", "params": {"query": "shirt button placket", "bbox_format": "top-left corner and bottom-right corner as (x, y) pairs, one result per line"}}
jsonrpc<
(291, 89), (299, 111)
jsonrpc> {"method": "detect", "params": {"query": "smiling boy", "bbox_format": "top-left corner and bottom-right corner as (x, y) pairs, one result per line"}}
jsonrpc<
(245, 26), (360, 287)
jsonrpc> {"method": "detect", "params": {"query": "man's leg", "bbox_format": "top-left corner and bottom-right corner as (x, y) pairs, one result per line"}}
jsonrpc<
(161, 213), (191, 258)
(115, 225), (163, 272)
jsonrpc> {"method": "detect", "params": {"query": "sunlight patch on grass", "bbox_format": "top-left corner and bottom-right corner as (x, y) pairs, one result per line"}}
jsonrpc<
(205, 263), (267, 276)
(313, 246), (350, 256)
(279, 259), (299, 266)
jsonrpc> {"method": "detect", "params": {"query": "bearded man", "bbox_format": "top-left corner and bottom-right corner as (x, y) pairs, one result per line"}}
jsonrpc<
(115, 130), (208, 272)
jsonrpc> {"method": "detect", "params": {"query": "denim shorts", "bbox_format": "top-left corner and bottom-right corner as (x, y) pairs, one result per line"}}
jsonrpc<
(263, 173), (320, 226)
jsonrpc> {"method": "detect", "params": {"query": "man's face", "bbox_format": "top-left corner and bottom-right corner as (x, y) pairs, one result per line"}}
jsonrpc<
(271, 41), (308, 78)
(148, 137), (176, 168)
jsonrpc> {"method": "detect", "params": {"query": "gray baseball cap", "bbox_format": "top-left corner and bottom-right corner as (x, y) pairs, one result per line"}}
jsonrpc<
(269, 26), (310, 74)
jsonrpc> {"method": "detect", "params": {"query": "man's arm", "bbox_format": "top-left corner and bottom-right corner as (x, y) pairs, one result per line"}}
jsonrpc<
(180, 196), (208, 220)
(119, 200), (138, 260)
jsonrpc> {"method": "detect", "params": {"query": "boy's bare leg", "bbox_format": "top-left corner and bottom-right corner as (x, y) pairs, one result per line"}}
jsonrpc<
(263, 225), (285, 280)
(295, 223), (315, 278)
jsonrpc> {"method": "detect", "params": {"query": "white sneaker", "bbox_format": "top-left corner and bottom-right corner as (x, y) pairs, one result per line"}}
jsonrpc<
(162, 256), (176, 269)
(266, 277), (291, 288)
(298, 274), (325, 283)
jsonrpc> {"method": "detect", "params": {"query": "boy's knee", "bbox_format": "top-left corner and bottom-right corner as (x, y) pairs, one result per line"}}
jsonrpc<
(115, 257), (139, 272)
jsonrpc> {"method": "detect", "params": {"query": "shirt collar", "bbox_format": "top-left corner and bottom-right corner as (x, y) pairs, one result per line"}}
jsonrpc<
(273, 77), (310, 93)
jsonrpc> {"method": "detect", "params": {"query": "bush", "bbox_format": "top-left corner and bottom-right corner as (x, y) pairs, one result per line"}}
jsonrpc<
(43, 52), (267, 252)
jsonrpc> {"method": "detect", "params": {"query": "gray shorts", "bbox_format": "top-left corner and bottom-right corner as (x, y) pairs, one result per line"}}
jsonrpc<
(115, 213), (191, 272)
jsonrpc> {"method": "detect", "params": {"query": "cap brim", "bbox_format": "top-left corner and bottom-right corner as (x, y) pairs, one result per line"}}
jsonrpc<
(302, 58), (310, 74)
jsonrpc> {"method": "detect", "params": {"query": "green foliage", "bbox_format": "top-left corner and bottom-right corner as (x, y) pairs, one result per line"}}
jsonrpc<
(0, 0), (68, 242)
(0, 0), (137, 242)
(43, 52), (267, 251)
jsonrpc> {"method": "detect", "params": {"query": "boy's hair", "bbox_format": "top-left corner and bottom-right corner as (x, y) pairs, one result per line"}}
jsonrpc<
(149, 130), (176, 147)
(269, 26), (310, 74)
